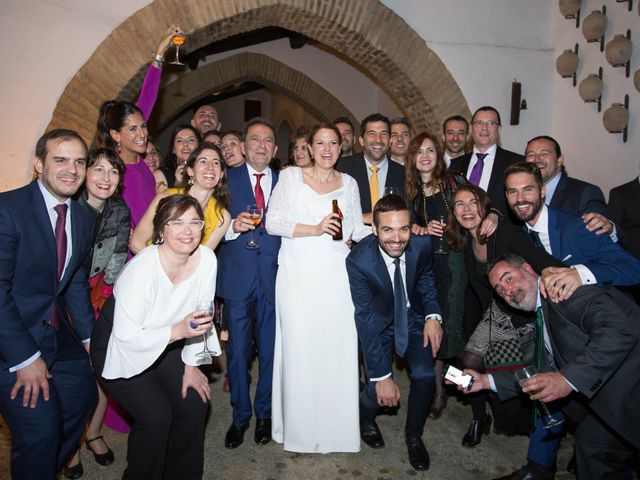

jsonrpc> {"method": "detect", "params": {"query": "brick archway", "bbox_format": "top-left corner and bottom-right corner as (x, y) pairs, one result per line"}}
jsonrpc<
(47, 0), (470, 141)
(149, 53), (357, 132)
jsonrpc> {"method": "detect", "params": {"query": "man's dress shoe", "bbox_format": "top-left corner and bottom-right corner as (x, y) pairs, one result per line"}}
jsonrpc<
(462, 415), (492, 447)
(254, 418), (272, 445)
(492, 464), (554, 480)
(225, 423), (249, 449)
(405, 435), (430, 471)
(360, 418), (385, 449)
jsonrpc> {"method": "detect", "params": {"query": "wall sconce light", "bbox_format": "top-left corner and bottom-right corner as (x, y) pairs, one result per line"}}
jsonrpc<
(605, 30), (632, 77)
(510, 80), (527, 125)
(582, 7), (607, 52)
(616, 0), (633, 12)
(559, 0), (581, 27)
(634, 69), (640, 93)
(602, 95), (630, 143)
(579, 68), (603, 112)
(556, 44), (579, 86)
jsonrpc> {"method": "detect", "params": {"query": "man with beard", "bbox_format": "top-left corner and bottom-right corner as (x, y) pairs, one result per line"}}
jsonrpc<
(524, 136), (612, 236)
(442, 115), (469, 168)
(190, 103), (222, 136)
(337, 113), (405, 224)
(346, 195), (442, 471)
(333, 117), (356, 157)
(389, 117), (412, 166)
(504, 162), (640, 292)
(461, 254), (640, 480)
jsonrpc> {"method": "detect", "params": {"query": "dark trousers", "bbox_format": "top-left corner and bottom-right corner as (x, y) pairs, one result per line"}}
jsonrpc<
(575, 411), (637, 480)
(91, 298), (207, 480)
(0, 322), (96, 480)
(224, 276), (275, 427)
(360, 317), (435, 438)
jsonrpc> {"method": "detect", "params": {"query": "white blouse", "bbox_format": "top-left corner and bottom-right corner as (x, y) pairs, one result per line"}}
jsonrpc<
(102, 245), (220, 379)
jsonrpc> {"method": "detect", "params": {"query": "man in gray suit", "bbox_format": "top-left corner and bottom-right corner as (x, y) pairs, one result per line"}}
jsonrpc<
(461, 254), (640, 480)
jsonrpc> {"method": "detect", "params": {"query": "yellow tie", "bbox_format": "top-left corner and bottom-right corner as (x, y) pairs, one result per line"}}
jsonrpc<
(369, 166), (380, 211)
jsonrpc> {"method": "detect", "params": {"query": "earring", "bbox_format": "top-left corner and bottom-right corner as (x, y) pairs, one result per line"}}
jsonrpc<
(188, 176), (194, 186)
(157, 235), (164, 244)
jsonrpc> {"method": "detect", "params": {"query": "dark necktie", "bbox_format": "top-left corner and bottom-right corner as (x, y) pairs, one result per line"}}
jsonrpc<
(393, 258), (409, 357)
(51, 203), (68, 329)
(534, 306), (544, 371)
(528, 228), (545, 251)
(468, 153), (487, 186)
(253, 173), (266, 212)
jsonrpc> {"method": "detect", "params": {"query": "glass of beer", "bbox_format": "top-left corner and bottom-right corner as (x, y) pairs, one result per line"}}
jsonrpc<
(515, 366), (564, 429)
(244, 204), (264, 250)
(170, 32), (186, 65)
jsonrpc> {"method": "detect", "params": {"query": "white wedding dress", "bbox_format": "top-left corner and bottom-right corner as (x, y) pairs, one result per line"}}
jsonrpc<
(266, 167), (369, 453)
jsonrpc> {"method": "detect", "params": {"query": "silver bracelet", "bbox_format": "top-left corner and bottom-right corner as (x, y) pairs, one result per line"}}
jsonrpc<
(153, 53), (164, 67)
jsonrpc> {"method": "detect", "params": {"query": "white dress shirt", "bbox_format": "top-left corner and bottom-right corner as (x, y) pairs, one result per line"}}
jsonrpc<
(528, 205), (596, 285)
(364, 155), (389, 194)
(466, 144), (497, 192)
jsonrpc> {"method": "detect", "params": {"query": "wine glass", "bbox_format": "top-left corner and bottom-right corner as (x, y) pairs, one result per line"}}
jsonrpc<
(384, 186), (399, 197)
(244, 204), (263, 250)
(515, 366), (564, 429)
(434, 215), (448, 254)
(170, 32), (186, 66)
(194, 300), (216, 358)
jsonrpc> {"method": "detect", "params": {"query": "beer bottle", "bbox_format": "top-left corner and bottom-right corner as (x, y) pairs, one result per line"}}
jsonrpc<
(332, 199), (343, 241)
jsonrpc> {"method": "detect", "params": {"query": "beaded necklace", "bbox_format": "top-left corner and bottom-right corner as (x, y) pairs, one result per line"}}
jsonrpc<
(420, 180), (450, 226)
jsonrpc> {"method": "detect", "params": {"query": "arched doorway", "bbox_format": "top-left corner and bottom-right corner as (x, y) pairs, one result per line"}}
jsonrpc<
(46, 0), (470, 142)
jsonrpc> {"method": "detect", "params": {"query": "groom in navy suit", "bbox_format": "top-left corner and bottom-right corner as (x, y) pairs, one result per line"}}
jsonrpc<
(346, 195), (442, 471)
(217, 118), (281, 449)
(0, 129), (97, 479)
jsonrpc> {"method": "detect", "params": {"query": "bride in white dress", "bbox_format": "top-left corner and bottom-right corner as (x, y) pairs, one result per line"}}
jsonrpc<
(266, 124), (370, 453)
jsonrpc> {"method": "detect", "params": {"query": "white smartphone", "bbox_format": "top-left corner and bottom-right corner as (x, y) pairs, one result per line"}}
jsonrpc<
(444, 365), (474, 390)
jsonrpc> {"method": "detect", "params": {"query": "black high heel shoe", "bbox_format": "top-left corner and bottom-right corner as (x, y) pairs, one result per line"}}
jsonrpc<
(461, 414), (492, 447)
(62, 459), (83, 479)
(86, 435), (114, 466)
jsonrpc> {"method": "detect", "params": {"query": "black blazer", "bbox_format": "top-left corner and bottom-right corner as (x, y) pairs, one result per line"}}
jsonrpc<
(549, 172), (608, 217)
(449, 146), (523, 222)
(608, 179), (640, 260)
(495, 285), (640, 450)
(336, 154), (405, 213)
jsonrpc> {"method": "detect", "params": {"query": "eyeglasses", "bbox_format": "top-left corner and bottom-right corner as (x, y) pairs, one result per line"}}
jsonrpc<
(166, 220), (205, 232)
(471, 120), (499, 129)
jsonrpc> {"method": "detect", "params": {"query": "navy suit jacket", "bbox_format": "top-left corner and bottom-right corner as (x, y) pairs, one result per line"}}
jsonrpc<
(0, 181), (95, 369)
(608, 179), (640, 260)
(216, 165), (281, 303)
(548, 172), (608, 217)
(547, 207), (640, 286)
(346, 234), (441, 379)
(336, 154), (405, 213)
(449, 146), (523, 222)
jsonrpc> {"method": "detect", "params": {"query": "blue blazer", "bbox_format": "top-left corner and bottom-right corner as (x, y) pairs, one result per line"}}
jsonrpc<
(346, 234), (441, 379)
(549, 172), (609, 217)
(0, 181), (96, 369)
(217, 165), (281, 303)
(547, 207), (640, 286)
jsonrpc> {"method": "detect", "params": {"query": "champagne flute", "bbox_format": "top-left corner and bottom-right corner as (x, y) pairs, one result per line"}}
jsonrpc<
(515, 366), (564, 429)
(170, 31), (186, 65)
(244, 204), (263, 250)
(194, 300), (216, 358)
(434, 215), (448, 254)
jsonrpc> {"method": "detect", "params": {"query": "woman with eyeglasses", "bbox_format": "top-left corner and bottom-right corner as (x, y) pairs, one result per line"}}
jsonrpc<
(130, 143), (231, 254)
(91, 194), (221, 479)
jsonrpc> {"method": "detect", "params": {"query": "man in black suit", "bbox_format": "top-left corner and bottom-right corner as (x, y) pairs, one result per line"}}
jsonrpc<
(608, 175), (640, 260)
(464, 254), (640, 480)
(333, 116), (356, 157)
(0, 129), (97, 479)
(346, 195), (442, 471)
(524, 135), (613, 236)
(337, 113), (406, 224)
(449, 106), (523, 220)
